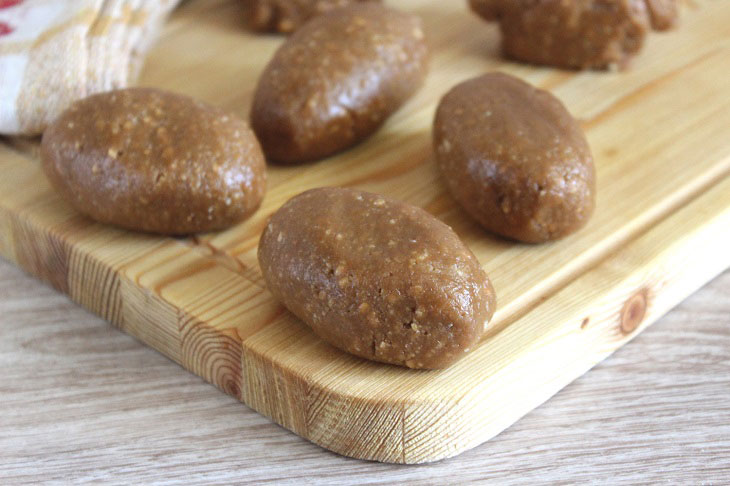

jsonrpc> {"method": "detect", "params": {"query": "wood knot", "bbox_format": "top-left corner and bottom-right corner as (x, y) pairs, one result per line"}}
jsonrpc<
(620, 289), (648, 334)
(223, 380), (241, 399)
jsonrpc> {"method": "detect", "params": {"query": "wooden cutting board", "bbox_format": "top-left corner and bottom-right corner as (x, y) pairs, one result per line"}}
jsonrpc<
(1, 0), (729, 464)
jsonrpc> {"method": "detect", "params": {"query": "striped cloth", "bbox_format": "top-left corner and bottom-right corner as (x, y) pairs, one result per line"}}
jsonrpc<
(0, 0), (179, 135)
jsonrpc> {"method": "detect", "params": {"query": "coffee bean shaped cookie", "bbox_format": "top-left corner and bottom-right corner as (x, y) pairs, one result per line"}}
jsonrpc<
(258, 187), (496, 369)
(251, 3), (429, 164)
(41, 88), (266, 234)
(434, 73), (596, 243)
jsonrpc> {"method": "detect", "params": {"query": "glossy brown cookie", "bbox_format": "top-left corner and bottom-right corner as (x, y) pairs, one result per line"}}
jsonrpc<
(434, 73), (596, 243)
(258, 187), (496, 369)
(251, 3), (429, 164)
(469, 0), (678, 69)
(243, 0), (380, 33)
(41, 88), (266, 235)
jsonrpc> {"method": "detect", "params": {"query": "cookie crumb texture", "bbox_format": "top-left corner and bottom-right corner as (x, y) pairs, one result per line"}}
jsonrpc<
(258, 187), (496, 369)
(251, 3), (429, 164)
(243, 0), (380, 33)
(470, 0), (678, 69)
(434, 73), (596, 243)
(41, 88), (266, 235)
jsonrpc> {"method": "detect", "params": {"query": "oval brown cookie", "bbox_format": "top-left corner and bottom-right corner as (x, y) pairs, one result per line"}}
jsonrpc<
(469, 0), (678, 69)
(251, 3), (429, 164)
(243, 0), (381, 33)
(41, 88), (266, 235)
(258, 187), (496, 369)
(434, 73), (596, 243)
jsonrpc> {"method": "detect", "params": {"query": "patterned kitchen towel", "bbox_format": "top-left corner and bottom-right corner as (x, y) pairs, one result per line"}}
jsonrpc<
(0, 0), (180, 136)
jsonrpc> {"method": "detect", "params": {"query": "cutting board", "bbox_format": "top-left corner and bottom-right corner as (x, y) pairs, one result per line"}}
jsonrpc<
(2, 0), (730, 464)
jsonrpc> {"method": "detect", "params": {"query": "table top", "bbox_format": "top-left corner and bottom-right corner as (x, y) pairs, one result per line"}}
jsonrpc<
(1, 258), (728, 485)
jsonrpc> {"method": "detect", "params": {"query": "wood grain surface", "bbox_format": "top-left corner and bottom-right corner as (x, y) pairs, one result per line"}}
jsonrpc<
(2, 0), (730, 465)
(1, 261), (728, 484)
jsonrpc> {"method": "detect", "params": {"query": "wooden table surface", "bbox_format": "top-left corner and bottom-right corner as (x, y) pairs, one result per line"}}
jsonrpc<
(1, 258), (728, 484)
